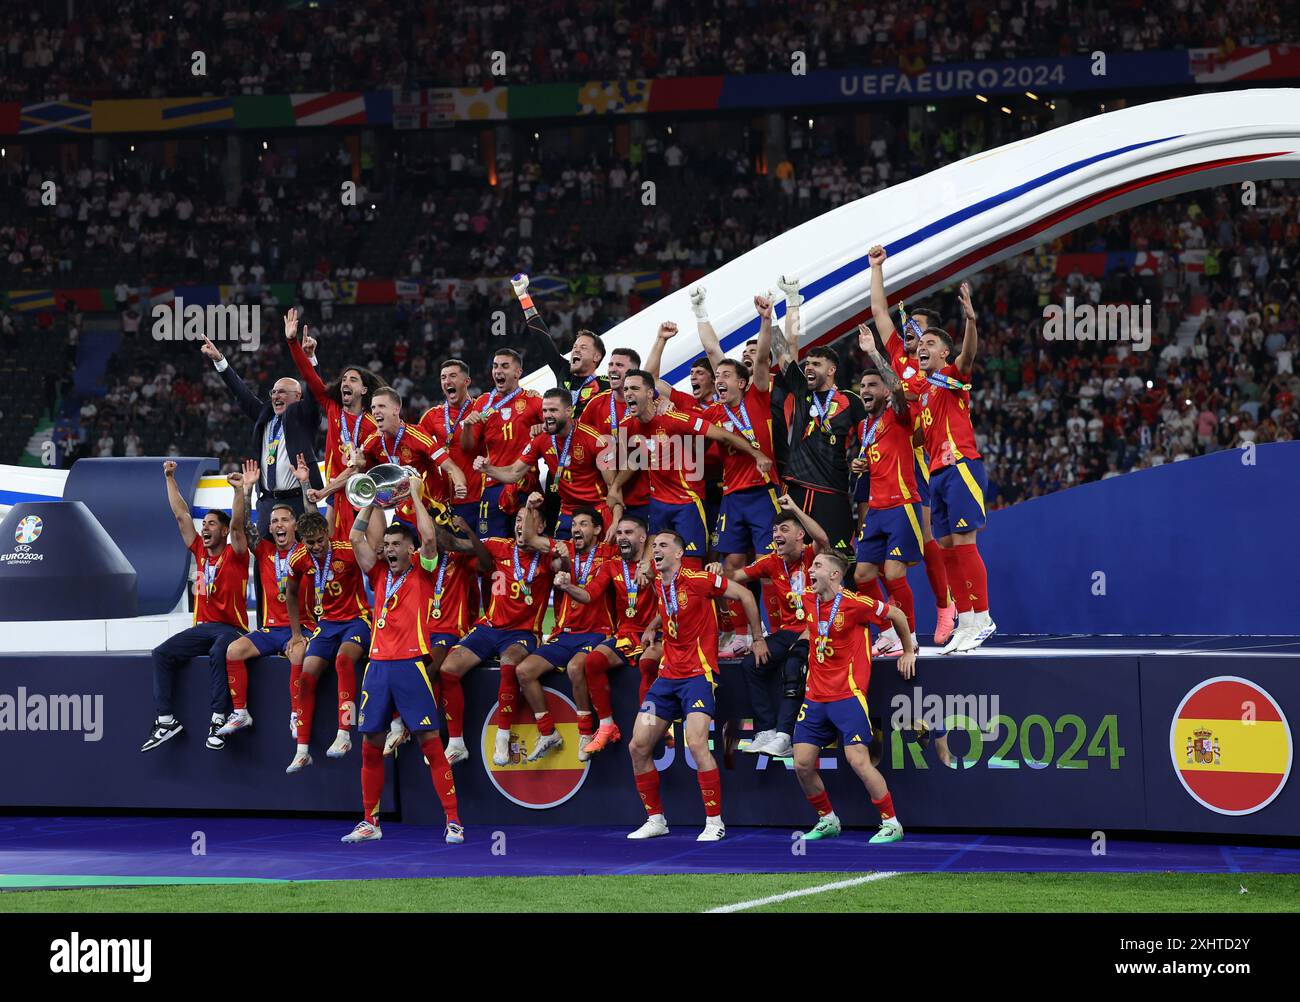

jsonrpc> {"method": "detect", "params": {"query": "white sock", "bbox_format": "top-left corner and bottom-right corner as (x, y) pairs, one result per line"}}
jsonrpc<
(448, 735), (466, 747)
(823, 810), (840, 825)
(296, 743), (308, 754)
(336, 728), (349, 740)
(957, 611), (975, 630)
(599, 716), (614, 727)
(158, 714), (176, 725)
(211, 713), (225, 724)
(496, 727), (511, 740)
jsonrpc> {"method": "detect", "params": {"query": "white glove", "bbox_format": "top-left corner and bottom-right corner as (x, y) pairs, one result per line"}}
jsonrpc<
(689, 285), (708, 320)
(777, 275), (803, 308)
(511, 273), (530, 298)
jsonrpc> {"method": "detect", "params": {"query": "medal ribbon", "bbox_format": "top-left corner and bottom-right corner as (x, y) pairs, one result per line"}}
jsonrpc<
(570, 374), (597, 407)
(311, 542), (334, 606)
(805, 390), (836, 438)
(266, 415), (284, 467)
(380, 566), (411, 625)
(926, 372), (972, 392)
(622, 559), (639, 614)
(486, 386), (522, 418)
(202, 549), (226, 596)
(721, 398), (759, 447)
(814, 589), (844, 654)
(274, 547), (291, 599)
(381, 424), (406, 464)
(513, 544), (540, 590)
(339, 410), (362, 452)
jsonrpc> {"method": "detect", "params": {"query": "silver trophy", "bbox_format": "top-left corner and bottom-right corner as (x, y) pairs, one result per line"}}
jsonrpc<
(346, 463), (420, 510)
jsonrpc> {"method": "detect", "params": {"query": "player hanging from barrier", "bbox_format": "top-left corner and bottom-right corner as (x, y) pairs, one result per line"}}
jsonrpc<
(865, 245), (957, 646)
(340, 478), (464, 846)
(793, 550), (915, 844)
(626, 531), (767, 843)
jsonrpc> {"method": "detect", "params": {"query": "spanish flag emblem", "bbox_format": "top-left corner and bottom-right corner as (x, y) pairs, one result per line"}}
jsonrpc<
(1171, 676), (1292, 816)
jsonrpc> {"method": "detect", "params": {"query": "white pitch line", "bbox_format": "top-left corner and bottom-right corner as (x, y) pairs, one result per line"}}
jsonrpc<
(705, 871), (901, 913)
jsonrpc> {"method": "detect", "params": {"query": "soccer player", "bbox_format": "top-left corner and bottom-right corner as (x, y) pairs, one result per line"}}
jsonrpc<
(579, 347), (646, 531)
(846, 355), (924, 657)
(913, 282), (996, 653)
(626, 531), (767, 842)
(141, 461), (250, 753)
(459, 348), (544, 538)
(284, 307), (381, 540)
(284, 511), (371, 765)
(511, 274), (609, 408)
(865, 245), (956, 644)
(710, 495), (828, 759)
(476, 388), (617, 538)
(513, 506), (615, 761)
(611, 364), (772, 566)
(216, 461), (314, 746)
(339, 478), (463, 845)
(418, 358), (484, 530)
(794, 550), (915, 844)
(561, 514), (661, 755)
(437, 496), (553, 767)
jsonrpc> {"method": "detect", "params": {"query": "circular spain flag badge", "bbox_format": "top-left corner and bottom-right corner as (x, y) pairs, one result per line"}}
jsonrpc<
(1170, 676), (1292, 816)
(481, 690), (589, 809)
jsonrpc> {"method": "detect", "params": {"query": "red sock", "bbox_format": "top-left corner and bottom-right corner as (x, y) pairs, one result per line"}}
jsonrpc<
(697, 767), (722, 818)
(495, 662), (518, 729)
(298, 672), (318, 743)
(441, 673), (464, 739)
(335, 652), (357, 730)
(577, 711), (596, 736)
(226, 657), (249, 711)
(807, 790), (834, 817)
(876, 578), (890, 604)
(955, 542), (989, 613)
(637, 657), (658, 705)
(872, 792), (896, 821)
(420, 735), (460, 824)
(940, 546), (972, 614)
(361, 741), (385, 825)
(289, 661), (302, 718)
(584, 650), (613, 719)
(536, 711), (554, 736)
(885, 576), (916, 634)
(923, 538), (951, 607)
(635, 769), (662, 816)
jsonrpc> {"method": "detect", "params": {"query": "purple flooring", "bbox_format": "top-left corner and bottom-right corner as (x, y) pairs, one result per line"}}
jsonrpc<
(0, 817), (1297, 883)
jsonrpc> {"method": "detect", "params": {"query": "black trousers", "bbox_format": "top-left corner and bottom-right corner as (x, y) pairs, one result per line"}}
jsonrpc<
(152, 622), (241, 718)
(741, 629), (808, 736)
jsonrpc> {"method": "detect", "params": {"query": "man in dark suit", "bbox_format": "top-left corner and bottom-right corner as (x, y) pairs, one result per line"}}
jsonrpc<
(199, 332), (323, 537)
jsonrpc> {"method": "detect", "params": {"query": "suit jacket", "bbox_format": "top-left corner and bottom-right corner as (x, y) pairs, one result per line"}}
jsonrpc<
(218, 364), (324, 490)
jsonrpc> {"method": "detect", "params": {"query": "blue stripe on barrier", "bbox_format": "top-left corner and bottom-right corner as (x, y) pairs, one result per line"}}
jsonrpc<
(0, 488), (60, 505)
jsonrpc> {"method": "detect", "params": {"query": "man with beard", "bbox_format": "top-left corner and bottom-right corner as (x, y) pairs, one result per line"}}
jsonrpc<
(419, 358), (484, 531)
(511, 273), (609, 409)
(284, 306), (382, 540)
(580, 347), (645, 533)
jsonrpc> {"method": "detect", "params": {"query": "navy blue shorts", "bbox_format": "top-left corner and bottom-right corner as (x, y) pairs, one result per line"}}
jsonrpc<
(624, 503), (651, 526)
(532, 631), (606, 669)
(452, 500), (482, 534)
(306, 617), (371, 662)
(247, 625), (294, 657)
(476, 483), (513, 539)
(643, 674), (715, 722)
(429, 631), (460, 650)
(455, 624), (537, 663)
(793, 695), (873, 749)
(647, 499), (708, 558)
(715, 484), (781, 555)
(855, 503), (925, 567)
(597, 632), (644, 669)
(914, 453), (931, 507)
(358, 658), (442, 734)
(930, 458), (988, 538)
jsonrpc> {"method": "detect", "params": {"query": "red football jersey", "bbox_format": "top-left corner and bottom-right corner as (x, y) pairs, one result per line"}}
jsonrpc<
(800, 589), (891, 702)
(478, 537), (552, 633)
(419, 397), (484, 504)
(288, 540), (370, 623)
(885, 330), (929, 397)
(464, 387), (544, 482)
(585, 555), (659, 636)
(859, 407), (920, 509)
(366, 560), (437, 660)
(423, 550), (480, 636)
(288, 337), (378, 483)
(581, 389), (648, 508)
(623, 408), (713, 506)
(741, 544), (815, 633)
(520, 422), (607, 511)
(655, 567), (728, 680)
(254, 538), (316, 630)
(918, 363), (981, 472)
(551, 540), (615, 635)
(704, 384), (777, 494)
(190, 537), (249, 631)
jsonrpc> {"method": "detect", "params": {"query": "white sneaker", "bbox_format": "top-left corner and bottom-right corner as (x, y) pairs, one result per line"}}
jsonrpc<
(871, 627), (899, 657)
(445, 822), (465, 845)
(445, 736), (469, 765)
(958, 615), (996, 652)
(941, 613), (977, 655)
(327, 731), (352, 758)
(744, 729), (775, 753)
(627, 814), (670, 840)
(777, 274), (804, 306)
(526, 730), (564, 762)
(718, 633), (753, 659)
(492, 728), (512, 767)
(216, 709), (252, 737)
(285, 751), (312, 774)
(384, 717), (409, 756)
(689, 285), (708, 318)
(697, 816), (727, 842)
(289, 711), (299, 739)
(340, 820), (382, 843)
(577, 731), (594, 762)
(759, 732), (794, 758)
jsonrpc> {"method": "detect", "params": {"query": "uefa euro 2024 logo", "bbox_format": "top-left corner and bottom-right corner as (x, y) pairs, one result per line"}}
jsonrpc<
(14, 515), (43, 544)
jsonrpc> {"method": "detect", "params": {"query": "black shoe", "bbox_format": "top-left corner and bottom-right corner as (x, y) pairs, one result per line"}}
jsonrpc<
(142, 718), (183, 752)
(206, 721), (226, 750)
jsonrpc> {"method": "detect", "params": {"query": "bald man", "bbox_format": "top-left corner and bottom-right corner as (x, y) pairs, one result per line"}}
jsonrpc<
(202, 327), (324, 537)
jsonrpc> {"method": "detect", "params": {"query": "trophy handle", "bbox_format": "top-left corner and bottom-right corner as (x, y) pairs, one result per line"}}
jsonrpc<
(345, 472), (377, 510)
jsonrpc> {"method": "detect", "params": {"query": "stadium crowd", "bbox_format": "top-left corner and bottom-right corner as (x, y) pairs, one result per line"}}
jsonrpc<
(0, 0), (1286, 100)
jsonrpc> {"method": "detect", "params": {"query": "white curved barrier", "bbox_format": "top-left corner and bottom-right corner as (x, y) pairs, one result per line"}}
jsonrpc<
(524, 88), (1300, 390)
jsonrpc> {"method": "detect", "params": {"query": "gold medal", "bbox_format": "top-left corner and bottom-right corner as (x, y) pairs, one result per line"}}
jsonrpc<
(314, 603), (323, 618)
(377, 617), (386, 629)
(267, 452), (277, 464)
(524, 594), (534, 606)
(816, 652), (825, 663)
(432, 607), (442, 620)
(795, 607), (806, 621)
(626, 604), (636, 619)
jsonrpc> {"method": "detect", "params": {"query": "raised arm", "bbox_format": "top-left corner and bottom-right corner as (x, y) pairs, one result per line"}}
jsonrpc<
(202, 336), (264, 420)
(227, 458), (258, 557)
(776, 492), (829, 552)
(519, 492), (555, 553)
(437, 454), (468, 500)
(776, 275), (803, 360)
(510, 273), (566, 385)
(688, 286), (726, 369)
(408, 478), (439, 561)
(163, 460), (196, 547)
(643, 321), (679, 379)
(954, 282), (979, 373)
(438, 516), (494, 574)
(867, 245), (899, 343)
(285, 308), (330, 407)
(349, 502), (381, 575)
(752, 293), (774, 391)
